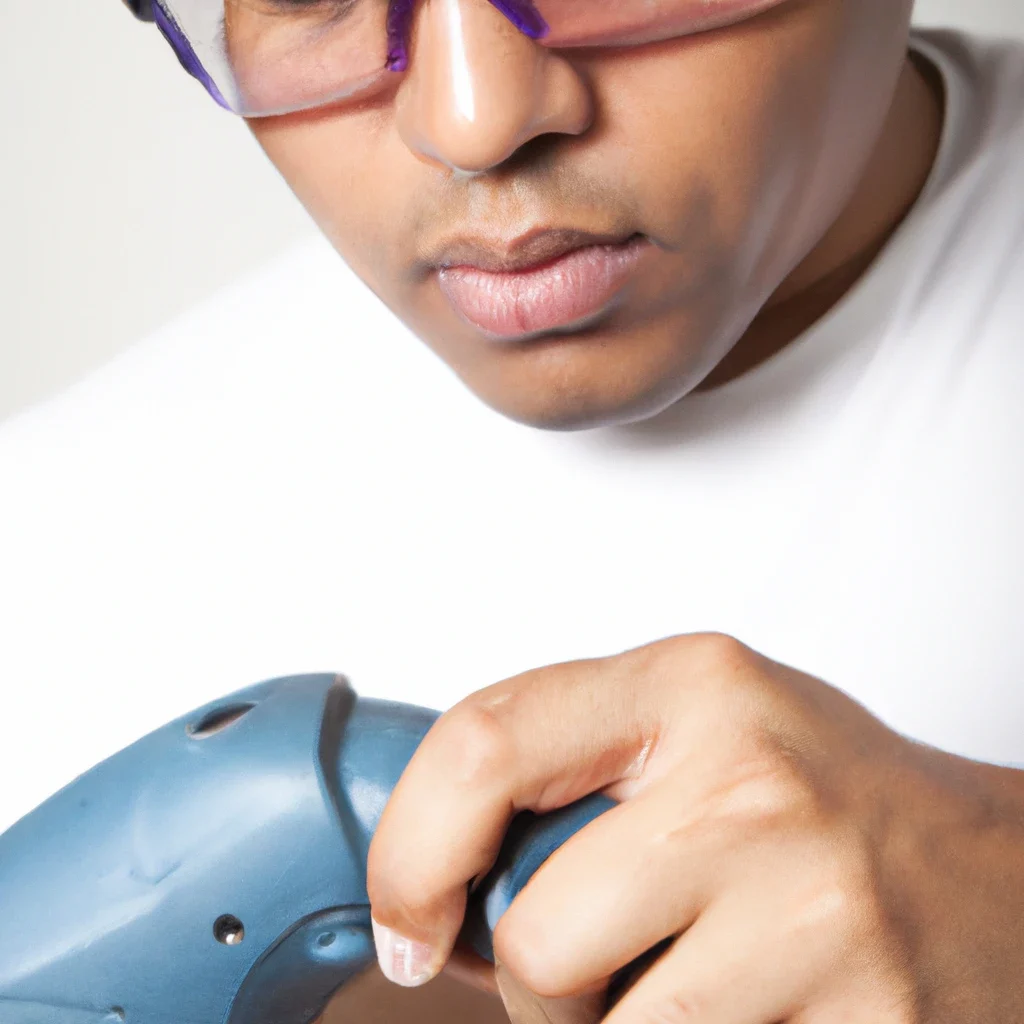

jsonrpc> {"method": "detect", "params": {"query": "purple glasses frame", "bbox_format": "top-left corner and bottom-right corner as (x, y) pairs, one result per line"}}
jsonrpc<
(386, 0), (549, 70)
(130, 0), (551, 113)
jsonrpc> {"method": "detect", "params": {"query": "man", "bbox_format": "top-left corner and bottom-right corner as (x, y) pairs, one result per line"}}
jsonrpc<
(2, 0), (1024, 1021)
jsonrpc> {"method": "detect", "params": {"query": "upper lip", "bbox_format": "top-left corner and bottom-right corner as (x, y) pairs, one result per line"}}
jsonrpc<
(432, 227), (639, 274)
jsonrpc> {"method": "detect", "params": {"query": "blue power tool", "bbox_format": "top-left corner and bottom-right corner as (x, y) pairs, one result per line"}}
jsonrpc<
(0, 673), (615, 1024)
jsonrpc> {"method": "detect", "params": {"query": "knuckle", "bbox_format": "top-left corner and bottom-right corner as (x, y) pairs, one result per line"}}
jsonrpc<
(642, 631), (752, 675)
(790, 841), (887, 954)
(634, 632), (759, 711)
(493, 922), (569, 997)
(833, 849), (886, 938)
(678, 632), (771, 714)
(646, 757), (823, 857)
(367, 844), (455, 936)
(436, 700), (515, 788)
(366, 864), (436, 932)
(687, 631), (754, 673)
(798, 874), (861, 943)
(710, 756), (821, 833)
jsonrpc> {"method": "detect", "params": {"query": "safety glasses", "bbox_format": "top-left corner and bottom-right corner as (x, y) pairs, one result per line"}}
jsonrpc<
(127, 0), (779, 118)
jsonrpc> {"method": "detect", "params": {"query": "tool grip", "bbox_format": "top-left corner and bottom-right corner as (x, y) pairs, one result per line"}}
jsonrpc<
(463, 793), (617, 961)
(0, 676), (633, 1024)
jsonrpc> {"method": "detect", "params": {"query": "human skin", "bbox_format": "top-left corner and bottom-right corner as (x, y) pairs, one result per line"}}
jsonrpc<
(239, 0), (942, 430)
(227, 3), (965, 1020)
(368, 635), (1024, 1022)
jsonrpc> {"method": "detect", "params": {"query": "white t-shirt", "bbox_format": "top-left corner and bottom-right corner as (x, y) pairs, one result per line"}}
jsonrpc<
(1, 29), (1023, 833)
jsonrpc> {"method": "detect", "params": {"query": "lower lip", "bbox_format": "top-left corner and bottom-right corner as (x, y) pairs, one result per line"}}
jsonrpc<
(438, 236), (650, 340)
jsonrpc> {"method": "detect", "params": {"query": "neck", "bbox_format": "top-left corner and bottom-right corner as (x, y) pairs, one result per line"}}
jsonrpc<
(697, 48), (945, 392)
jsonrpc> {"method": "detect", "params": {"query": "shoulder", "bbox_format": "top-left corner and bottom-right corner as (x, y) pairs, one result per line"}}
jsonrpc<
(913, 28), (1024, 178)
(892, 30), (1024, 326)
(0, 235), (475, 499)
(0, 238), (467, 830)
(913, 27), (1024, 112)
(1, 238), (401, 452)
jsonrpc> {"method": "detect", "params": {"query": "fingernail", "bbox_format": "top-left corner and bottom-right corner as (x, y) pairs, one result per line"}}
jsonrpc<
(371, 918), (437, 987)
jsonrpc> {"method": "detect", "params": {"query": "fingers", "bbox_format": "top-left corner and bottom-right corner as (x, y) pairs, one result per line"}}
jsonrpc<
(490, 739), (823, 998)
(368, 634), (774, 987)
(603, 875), (837, 1024)
(496, 959), (606, 1024)
(367, 648), (666, 978)
(490, 783), (718, 994)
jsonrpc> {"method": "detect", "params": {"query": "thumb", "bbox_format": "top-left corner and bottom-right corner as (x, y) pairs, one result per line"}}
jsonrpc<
(495, 959), (606, 1024)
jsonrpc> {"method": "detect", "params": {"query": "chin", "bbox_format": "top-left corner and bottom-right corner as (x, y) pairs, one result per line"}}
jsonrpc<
(469, 361), (698, 432)
(456, 321), (714, 430)
(490, 395), (634, 432)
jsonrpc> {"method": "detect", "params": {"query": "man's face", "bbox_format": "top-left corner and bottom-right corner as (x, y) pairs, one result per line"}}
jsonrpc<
(242, 0), (914, 429)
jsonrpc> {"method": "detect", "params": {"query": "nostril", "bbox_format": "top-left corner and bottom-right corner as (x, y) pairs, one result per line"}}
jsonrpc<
(187, 702), (257, 739)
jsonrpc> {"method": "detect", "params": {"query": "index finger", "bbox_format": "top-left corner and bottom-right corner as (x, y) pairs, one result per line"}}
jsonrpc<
(366, 646), (664, 986)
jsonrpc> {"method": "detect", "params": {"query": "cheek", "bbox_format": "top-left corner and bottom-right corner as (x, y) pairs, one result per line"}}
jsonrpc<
(250, 109), (412, 292)
(592, 0), (910, 289)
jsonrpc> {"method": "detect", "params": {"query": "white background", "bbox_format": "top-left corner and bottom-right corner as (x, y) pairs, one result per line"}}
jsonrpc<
(1, 0), (1023, 422)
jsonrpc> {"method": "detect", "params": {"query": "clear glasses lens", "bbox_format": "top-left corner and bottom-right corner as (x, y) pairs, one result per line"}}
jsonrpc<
(154, 0), (390, 115)
(155, 0), (774, 117)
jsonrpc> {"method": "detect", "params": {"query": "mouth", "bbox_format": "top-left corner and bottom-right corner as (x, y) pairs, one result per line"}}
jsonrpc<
(434, 229), (652, 341)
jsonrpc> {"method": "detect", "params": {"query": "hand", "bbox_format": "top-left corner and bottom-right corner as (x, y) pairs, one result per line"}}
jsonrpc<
(366, 633), (1024, 1022)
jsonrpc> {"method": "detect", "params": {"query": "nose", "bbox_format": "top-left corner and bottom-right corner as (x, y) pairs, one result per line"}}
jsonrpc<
(394, 0), (593, 176)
